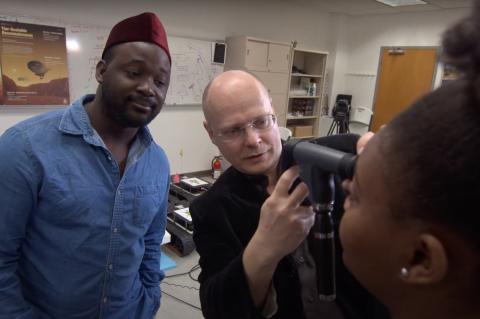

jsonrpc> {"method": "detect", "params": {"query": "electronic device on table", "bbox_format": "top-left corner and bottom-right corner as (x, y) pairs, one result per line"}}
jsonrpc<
(166, 176), (210, 256)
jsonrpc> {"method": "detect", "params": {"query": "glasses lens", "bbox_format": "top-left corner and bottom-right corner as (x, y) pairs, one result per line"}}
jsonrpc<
(219, 127), (242, 140)
(253, 114), (275, 130)
(218, 114), (275, 141)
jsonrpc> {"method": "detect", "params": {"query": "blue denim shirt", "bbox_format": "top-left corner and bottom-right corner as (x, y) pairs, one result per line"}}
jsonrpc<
(0, 95), (170, 319)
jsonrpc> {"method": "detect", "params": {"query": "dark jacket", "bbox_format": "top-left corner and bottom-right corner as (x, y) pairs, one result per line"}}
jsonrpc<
(190, 135), (390, 319)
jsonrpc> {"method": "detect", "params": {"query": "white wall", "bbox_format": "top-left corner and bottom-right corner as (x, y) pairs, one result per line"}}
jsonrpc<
(1, 1), (472, 171)
(330, 8), (470, 116)
(0, 0), (336, 174)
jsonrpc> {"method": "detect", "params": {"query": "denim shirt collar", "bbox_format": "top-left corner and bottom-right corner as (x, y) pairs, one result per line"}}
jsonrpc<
(58, 94), (154, 148)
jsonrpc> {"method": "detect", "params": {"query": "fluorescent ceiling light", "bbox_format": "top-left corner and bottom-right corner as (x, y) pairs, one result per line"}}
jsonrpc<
(375, 0), (427, 7)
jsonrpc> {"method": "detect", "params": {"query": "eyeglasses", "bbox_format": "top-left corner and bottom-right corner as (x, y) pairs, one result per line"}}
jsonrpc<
(215, 114), (276, 141)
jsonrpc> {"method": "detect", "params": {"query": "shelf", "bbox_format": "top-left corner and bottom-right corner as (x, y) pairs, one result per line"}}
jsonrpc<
(287, 115), (317, 120)
(291, 73), (323, 78)
(288, 48), (328, 139)
(288, 95), (321, 99)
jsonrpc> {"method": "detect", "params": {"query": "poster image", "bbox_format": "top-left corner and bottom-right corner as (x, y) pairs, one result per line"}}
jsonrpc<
(0, 20), (69, 106)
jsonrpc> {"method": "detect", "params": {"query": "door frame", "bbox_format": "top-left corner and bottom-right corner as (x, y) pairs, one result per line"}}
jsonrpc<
(370, 46), (440, 130)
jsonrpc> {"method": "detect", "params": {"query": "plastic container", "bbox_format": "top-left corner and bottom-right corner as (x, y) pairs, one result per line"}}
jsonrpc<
(310, 83), (317, 96)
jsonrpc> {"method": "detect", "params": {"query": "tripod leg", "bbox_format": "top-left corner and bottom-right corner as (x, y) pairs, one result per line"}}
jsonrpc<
(341, 120), (348, 134)
(327, 120), (335, 136)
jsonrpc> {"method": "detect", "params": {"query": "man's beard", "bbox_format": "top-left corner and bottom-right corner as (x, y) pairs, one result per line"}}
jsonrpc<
(100, 84), (160, 128)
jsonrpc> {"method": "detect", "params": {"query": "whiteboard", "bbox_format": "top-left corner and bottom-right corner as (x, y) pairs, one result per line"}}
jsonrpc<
(0, 13), (223, 105)
(167, 37), (223, 105)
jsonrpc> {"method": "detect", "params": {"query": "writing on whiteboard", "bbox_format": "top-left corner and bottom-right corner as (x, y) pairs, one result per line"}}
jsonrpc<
(166, 39), (223, 105)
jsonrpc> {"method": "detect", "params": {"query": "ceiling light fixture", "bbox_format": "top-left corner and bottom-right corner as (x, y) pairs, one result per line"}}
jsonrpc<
(375, 0), (428, 7)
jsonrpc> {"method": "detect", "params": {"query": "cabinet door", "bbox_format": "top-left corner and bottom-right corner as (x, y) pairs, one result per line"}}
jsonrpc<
(251, 71), (289, 94)
(268, 43), (291, 73)
(245, 40), (269, 71)
(271, 93), (287, 127)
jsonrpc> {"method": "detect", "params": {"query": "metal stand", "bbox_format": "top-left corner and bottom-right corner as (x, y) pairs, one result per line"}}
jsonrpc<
(327, 114), (350, 135)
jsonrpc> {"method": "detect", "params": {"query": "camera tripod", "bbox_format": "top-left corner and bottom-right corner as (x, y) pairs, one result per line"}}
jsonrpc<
(327, 114), (350, 135)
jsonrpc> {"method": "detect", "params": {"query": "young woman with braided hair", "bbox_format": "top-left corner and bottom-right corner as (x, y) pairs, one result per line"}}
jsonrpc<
(340, 3), (480, 319)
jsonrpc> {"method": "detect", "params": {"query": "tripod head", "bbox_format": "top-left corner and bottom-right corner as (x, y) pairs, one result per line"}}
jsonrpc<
(328, 96), (352, 135)
(332, 99), (350, 122)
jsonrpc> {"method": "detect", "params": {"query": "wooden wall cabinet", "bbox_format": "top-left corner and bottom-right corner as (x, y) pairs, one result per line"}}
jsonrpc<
(225, 36), (291, 126)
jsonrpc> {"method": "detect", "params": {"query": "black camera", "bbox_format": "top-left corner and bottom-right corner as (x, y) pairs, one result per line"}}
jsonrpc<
(328, 94), (352, 136)
(332, 99), (350, 119)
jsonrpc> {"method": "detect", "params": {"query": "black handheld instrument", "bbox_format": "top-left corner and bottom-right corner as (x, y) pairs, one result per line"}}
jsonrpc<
(281, 135), (357, 301)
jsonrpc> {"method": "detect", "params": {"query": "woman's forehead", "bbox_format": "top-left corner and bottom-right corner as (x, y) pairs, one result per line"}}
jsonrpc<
(355, 135), (387, 193)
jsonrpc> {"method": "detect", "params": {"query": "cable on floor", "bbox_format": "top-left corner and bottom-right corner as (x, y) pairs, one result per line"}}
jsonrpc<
(162, 281), (199, 290)
(161, 290), (202, 311)
(161, 263), (202, 311)
(188, 264), (200, 281)
(165, 263), (200, 281)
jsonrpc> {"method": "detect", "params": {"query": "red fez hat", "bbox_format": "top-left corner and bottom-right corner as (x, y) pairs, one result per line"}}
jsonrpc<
(102, 12), (171, 63)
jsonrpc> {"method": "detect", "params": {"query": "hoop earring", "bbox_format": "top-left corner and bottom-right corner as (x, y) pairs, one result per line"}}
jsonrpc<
(400, 267), (409, 279)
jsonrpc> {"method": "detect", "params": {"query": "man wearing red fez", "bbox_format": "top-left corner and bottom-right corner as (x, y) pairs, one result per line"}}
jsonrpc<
(0, 12), (172, 318)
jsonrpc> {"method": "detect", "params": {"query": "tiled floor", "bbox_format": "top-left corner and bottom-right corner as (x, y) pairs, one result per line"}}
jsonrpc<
(156, 248), (203, 319)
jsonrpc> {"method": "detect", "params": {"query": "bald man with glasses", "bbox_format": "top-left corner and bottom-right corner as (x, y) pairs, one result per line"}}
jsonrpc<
(190, 70), (389, 319)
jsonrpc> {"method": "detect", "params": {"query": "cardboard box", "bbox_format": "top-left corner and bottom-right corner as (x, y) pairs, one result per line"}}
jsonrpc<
(287, 126), (296, 135)
(294, 125), (313, 137)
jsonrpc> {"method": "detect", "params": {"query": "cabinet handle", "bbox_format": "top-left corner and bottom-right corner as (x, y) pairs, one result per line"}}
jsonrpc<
(247, 49), (250, 56)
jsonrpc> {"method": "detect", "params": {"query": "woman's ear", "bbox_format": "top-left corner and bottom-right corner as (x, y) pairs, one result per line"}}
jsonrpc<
(401, 233), (448, 285)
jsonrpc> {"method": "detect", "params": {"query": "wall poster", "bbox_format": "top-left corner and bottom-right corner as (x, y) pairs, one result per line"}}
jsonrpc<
(0, 20), (69, 106)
